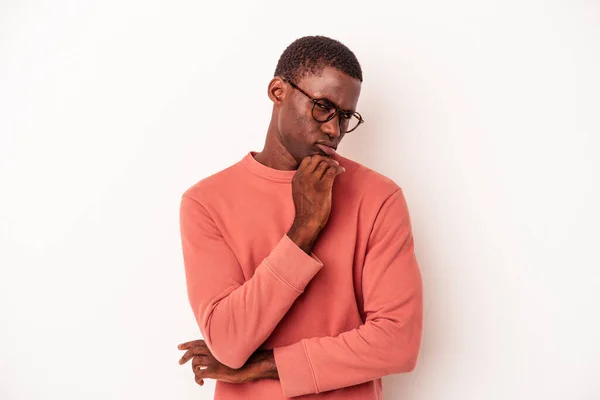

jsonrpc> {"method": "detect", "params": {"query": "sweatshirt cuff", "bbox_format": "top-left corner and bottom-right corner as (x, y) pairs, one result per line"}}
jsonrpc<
(274, 340), (318, 397)
(264, 234), (323, 293)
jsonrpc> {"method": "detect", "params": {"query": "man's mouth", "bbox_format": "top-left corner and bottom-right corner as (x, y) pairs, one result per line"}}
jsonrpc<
(315, 144), (337, 157)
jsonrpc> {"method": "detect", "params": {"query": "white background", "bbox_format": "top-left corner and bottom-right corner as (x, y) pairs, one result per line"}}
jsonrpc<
(1, 1), (599, 399)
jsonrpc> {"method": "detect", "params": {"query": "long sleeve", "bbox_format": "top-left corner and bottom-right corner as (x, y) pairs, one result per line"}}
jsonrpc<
(273, 189), (423, 397)
(180, 194), (324, 369)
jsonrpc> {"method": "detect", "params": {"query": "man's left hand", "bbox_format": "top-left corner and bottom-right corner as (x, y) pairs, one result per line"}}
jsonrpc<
(178, 339), (278, 386)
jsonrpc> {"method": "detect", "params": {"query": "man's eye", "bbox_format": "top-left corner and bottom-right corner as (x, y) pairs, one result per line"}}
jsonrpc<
(316, 102), (332, 111)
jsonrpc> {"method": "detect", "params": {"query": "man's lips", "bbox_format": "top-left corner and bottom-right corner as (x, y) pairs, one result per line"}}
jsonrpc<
(316, 144), (338, 157)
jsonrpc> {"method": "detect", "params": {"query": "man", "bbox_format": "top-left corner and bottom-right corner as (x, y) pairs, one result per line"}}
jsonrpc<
(178, 35), (423, 399)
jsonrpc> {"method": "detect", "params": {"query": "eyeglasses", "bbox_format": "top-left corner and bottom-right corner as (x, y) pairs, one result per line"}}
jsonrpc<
(281, 77), (364, 134)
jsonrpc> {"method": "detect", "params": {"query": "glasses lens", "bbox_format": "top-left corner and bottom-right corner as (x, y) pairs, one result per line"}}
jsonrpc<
(312, 101), (336, 122)
(340, 113), (360, 133)
(312, 102), (361, 133)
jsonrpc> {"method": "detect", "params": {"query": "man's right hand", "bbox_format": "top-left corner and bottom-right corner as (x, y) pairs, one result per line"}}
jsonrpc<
(287, 155), (345, 253)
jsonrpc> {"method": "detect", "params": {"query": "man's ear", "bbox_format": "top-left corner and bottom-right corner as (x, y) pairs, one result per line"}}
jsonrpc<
(267, 77), (286, 104)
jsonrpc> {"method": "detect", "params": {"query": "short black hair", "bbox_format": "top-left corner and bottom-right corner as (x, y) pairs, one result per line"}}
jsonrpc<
(274, 35), (363, 83)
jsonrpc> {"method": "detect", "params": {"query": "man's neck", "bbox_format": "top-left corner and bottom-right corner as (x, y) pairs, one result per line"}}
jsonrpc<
(254, 135), (299, 171)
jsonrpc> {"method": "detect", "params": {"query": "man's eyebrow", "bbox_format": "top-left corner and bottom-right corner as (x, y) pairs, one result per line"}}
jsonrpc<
(318, 96), (355, 113)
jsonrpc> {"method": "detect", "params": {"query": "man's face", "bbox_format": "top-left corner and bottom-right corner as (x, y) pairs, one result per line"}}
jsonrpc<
(276, 66), (362, 164)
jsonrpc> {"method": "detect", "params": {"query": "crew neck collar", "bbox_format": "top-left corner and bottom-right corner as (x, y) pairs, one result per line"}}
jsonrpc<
(241, 151), (296, 183)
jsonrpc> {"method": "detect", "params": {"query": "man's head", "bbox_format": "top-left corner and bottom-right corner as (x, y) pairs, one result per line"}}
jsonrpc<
(266, 36), (363, 166)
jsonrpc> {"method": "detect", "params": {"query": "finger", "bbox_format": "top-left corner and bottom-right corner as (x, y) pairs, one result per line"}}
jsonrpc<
(194, 365), (210, 373)
(194, 365), (212, 381)
(322, 164), (344, 181)
(192, 355), (210, 369)
(317, 155), (341, 173)
(304, 155), (322, 173)
(318, 161), (341, 179)
(308, 154), (338, 172)
(319, 156), (340, 169)
(178, 339), (205, 350)
(180, 348), (206, 365)
(297, 155), (314, 172)
(194, 375), (205, 386)
(179, 347), (209, 365)
(320, 157), (344, 178)
(299, 154), (325, 174)
(314, 159), (330, 177)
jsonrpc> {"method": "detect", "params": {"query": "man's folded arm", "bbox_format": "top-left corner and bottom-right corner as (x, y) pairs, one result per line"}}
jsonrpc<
(180, 194), (323, 369)
(273, 189), (424, 397)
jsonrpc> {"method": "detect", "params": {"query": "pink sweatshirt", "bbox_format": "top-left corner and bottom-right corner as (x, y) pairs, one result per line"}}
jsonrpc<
(180, 151), (423, 399)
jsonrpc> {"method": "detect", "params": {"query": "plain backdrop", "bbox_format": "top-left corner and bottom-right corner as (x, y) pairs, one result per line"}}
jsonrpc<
(1, 1), (599, 399)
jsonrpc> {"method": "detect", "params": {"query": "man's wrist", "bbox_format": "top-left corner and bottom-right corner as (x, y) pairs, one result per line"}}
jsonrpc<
(287, 221), (321, 254)
(246, 350), (279, 381)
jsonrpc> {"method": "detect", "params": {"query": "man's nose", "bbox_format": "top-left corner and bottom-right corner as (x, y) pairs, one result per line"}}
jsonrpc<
(321, 114), (341, 138)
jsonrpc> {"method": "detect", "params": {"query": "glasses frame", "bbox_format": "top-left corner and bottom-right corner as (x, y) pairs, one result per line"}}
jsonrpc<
(281, 77), (364, 134)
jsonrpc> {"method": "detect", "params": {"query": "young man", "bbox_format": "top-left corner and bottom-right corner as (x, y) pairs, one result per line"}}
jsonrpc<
(178, 35), (423, 399)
